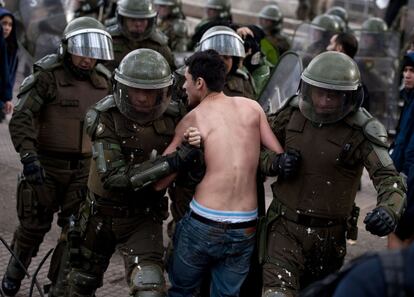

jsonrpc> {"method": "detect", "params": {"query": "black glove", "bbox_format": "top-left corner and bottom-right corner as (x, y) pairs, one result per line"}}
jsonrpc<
(167, 142), (204, 172)
(364, 206), (396, 237)
(103, 174), (131, 190)
(271, 150), (301, 179)
(21, 154), (45, 185)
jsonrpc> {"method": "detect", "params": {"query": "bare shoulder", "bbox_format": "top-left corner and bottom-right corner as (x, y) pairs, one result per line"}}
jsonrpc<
(231, 96), (262, 112)
(175, 106), (201, 132)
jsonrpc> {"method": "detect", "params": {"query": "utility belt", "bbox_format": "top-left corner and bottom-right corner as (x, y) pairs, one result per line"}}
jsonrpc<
(86, 192), (164, 218)
(38, 154), (91, 170)
(275, 200), (346, 228)
(190, 211), (257, 230)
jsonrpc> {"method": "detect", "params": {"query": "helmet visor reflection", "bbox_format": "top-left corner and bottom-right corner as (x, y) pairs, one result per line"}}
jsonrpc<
(68, 32), (114, 60)
(199, 33), (245, 57)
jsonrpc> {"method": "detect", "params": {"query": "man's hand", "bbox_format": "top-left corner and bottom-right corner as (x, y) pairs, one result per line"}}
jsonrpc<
(364, 206), (396, 237)
(3, 101), (13, 114)
(236, 27), (254, 39)
(184, 127), (202, 148)
(21, 154), (45, 185)
(271, 150), (301, 179)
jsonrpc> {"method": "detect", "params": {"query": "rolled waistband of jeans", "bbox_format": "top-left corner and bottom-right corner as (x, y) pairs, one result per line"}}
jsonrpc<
(190, 211), (257, 229)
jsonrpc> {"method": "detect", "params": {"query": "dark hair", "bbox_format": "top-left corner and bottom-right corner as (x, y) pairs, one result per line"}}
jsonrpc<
(185, 49), (226, 92)
(335, 32), (358, 58)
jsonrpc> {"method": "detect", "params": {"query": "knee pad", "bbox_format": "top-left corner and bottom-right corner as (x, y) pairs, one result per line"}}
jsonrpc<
(130, 264), (165, 297)
(68, 269), (101, 296)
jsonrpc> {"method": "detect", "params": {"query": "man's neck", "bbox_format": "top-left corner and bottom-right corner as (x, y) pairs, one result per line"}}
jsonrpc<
(201, 91), (222, 102)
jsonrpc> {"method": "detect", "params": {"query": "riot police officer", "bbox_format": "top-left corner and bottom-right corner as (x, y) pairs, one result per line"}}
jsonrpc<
(198, 25), (255, 99)
(292, 14), (342, 67)
(257, 4), (290, 64)
(2, 16), (113, 297)
(154, 0), (189, 52)
(105, 0), (175, 71)
(260, 52), (406, 297)
(66, 48), (199, 297)
(355, 17), (400, 134)
(326, 6), (349, 31)
(188, 0), (232, 50)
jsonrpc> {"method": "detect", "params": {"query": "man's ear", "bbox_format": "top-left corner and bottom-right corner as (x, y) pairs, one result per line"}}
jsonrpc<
(196, 77), (204, 90)
(337, 44), (344, 54)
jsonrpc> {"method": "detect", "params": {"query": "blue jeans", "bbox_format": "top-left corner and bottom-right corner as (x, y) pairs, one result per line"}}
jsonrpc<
(168, 212), (256, 297)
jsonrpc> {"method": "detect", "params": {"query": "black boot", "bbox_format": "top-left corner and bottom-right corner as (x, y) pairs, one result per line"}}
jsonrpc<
(1, 275), (22, 296)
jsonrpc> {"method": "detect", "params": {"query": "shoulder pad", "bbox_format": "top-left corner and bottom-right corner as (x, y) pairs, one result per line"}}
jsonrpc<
(288, 95), (299, 107)
(149, 29), (169, 45)
(364, 118), (389, 147)
(164, 100), (186, 118)
(235, 68), (249, 80)
(173, 20), (188, 37)
(86, 95), (116, 138)
(18, 73), (39, 96)
(345, 108), (388, 147)
(94, 95), (116, 112)
(107, 24), (122, 36)
(33, 54), (61, 72)
(344, 107), (373, 128)
(95, 63), (112, 80)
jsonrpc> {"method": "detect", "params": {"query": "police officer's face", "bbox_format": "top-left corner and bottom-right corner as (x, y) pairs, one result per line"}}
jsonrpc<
(0, 15), (12, 39)
(156, 5), (172, 19)
(220, 55), (233, 75)
(128, 87), (158, 111)
(259, 18), (273, 31)
(311, 87), (344, 114)
(403, 66), (414, 89)
(71, 54), (97, 70)
(125, 17), (149, 34)
(206, 8), (220, 19)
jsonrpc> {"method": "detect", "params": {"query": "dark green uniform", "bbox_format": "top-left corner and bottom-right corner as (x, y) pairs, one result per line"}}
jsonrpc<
(105, 24), (175, 72)
(67, 95), (181, 296)
(6, 54), (111, 296)
(158, 17), (189, 52)
(260, 97), (406, 296)
(224, 69), (256, 100)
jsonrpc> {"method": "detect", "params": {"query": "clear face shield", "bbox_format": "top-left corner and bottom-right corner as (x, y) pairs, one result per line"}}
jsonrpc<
(67, 30), (114, 60)
(198, 32), (245, 58)
(299, 82), (362, 124)
(114, 83), (172, 124)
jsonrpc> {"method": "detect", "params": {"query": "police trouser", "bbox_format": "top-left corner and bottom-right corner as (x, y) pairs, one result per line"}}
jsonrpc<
(261, 203), (347, 297)
(5, 155), (90, 296)
(67, 196), (166, 297)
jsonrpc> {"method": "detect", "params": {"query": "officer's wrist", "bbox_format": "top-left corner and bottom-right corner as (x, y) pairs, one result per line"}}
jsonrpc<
(20, 151), (38, 164)
(20, 150), (37, 160)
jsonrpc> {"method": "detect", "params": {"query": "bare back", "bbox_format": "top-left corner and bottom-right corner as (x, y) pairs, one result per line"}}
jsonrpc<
(188, 94), (270, 211)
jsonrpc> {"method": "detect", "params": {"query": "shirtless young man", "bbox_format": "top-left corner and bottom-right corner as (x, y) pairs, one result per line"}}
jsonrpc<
(157, 49), (299, 297)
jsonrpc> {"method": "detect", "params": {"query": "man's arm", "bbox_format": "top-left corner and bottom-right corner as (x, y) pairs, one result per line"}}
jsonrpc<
(154, 113), (199, 190)
(258, 105), (284, 153)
